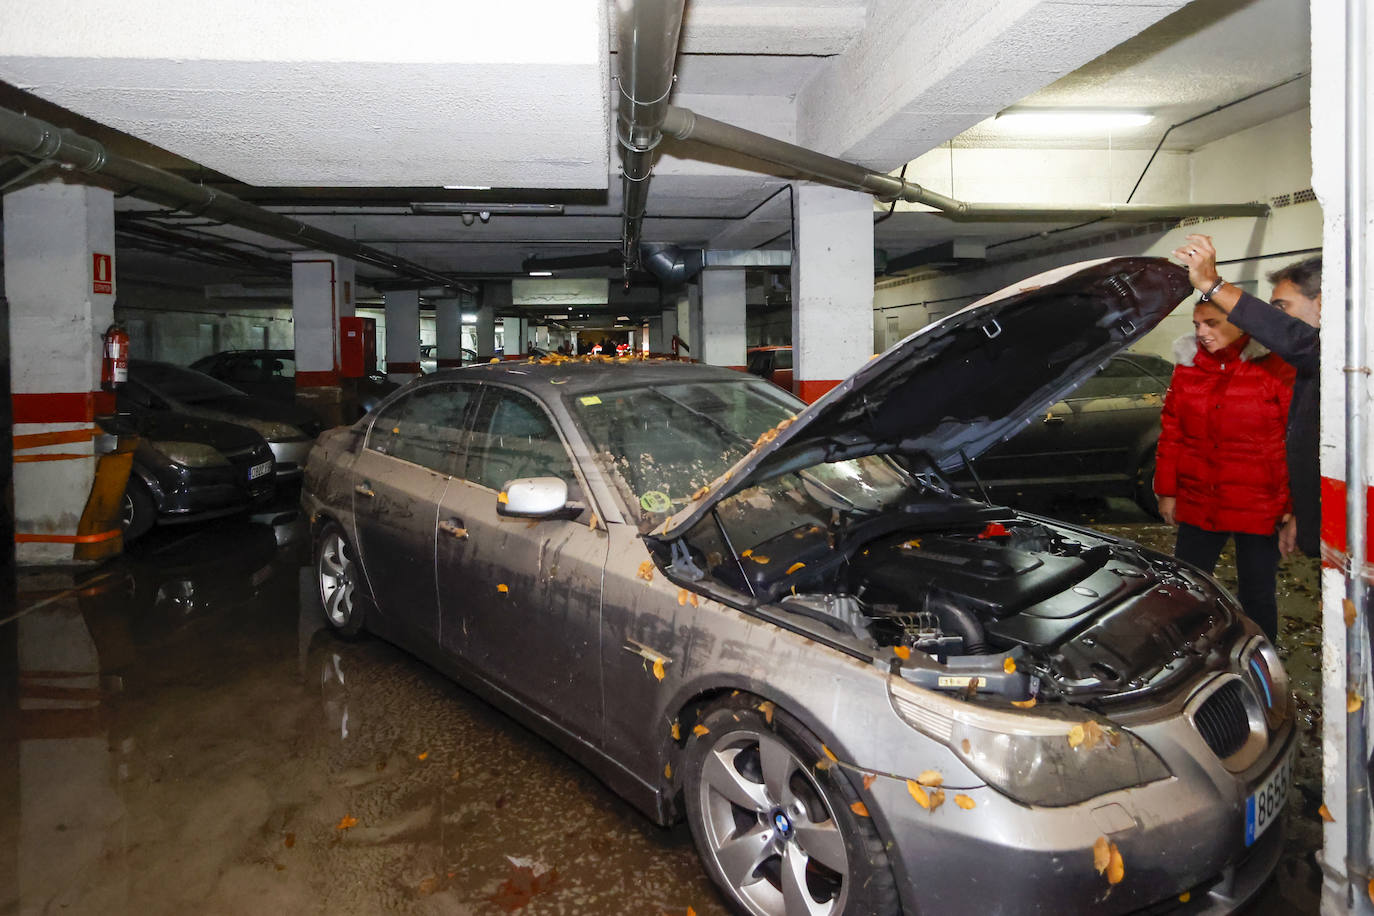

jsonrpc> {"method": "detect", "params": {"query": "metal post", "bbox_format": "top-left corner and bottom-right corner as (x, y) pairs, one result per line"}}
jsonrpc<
(1345, 0), (1372, 909)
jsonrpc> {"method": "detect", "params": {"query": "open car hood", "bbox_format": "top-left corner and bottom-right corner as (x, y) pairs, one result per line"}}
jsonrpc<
(657, 257), (1191, 540)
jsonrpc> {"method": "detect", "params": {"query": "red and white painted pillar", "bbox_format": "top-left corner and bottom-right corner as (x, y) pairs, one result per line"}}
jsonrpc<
(700, 269), (746, 369)
(383, 289), (420, 382)
(5, 181), (121, 564)
(790, 183), (874, 402)
(434, 296), (465, 368)
(291, 251), (355, 419)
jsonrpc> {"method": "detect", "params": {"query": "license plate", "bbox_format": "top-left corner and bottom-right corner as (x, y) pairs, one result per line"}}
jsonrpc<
(248, 459), (273, 481)
(1245, 746), (1293, 846)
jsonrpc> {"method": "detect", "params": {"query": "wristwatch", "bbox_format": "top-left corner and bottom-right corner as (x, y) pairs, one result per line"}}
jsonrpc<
(1199, 278), (1226, 302)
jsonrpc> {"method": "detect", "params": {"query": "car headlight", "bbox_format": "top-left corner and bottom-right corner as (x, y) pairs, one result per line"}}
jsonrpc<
(153, 441), (230, 468)
(888, 674), (1170, 806)
(235, 417), (306, 441)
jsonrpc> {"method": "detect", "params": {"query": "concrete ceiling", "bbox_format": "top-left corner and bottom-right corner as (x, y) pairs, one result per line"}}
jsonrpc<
(0, 0), (1312, 311)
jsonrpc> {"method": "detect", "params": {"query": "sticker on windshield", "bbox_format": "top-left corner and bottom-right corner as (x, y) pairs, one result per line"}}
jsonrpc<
(639, 491), (673, 513)
(580, 395), (602, 406)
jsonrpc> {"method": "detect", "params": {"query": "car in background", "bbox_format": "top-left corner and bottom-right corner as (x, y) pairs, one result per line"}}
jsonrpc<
(746, 344), (793, 392)
(953, 352), (1172, 516)
(191, 348), (398, 417)
(98, 411), (276, 541)
(124, 360), (324, 481)
(302, 258), (1289, 916)
(419, 344), (478, 373)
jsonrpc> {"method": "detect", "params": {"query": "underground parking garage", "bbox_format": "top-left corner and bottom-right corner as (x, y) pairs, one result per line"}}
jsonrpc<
(0, 0), (1369, 913)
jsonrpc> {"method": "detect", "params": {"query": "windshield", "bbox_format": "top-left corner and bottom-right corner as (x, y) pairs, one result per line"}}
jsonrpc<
(569, 378), (913, 533)
(132, 361), (245, 404)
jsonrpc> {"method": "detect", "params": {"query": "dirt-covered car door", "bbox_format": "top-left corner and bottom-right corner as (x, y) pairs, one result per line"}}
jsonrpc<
(351, 382), (475, 643)
(433, 385), (608, 738)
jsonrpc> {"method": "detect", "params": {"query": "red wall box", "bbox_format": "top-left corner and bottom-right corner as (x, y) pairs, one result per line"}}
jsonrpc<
(339, 316), (376, 378)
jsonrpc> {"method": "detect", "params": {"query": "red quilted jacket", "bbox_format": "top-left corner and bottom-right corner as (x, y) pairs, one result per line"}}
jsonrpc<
(1154, 334), (1295, 535)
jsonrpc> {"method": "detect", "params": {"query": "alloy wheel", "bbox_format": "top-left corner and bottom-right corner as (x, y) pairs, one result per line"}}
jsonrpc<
(696, 728), (850, 916)
(317, 530), (357, 629)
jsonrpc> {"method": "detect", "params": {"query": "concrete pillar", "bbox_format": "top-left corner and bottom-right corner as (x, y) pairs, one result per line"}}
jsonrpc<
(502, 317), (528, 355)
(384, 289), (421, 382)
(675, 287), (701, 359)
(292, 252), (355, 423)
(659, 306), (677, 354)
(435, 296), (464, 368)
(477, 282), (505, 357)
(700, 270), (747, 368)
(790, 184), (874, 401)
(5, 181), (122, 564)
(646, 316), (665, 353)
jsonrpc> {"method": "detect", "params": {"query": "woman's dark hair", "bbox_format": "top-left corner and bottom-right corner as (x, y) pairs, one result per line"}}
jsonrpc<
(1267, 256), (1322, 299)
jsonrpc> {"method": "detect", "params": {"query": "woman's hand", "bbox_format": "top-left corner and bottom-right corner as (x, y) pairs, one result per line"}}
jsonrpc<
(1278, 515), (1298, 557)
(1157, 496), (1177, 525)
(1170, 233), (1222, 293)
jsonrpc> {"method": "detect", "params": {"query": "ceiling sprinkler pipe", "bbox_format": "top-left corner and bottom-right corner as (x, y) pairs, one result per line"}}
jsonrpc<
(0, 106), (472, 292)
(660, 105), (1270, 222)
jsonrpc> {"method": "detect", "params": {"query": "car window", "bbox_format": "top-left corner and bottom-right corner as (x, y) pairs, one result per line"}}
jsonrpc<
(365, 383), (475, 475)
(264, 355), (295, 378)
(774, 349), (793, 371)
(132, 361), (245, 404)
(1069, 356), (1168, 399)
(466, 389), (575, 490)
(746, 351), (772, 376)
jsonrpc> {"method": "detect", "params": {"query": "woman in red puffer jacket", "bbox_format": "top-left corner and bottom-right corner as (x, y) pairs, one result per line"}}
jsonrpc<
(1154, 301), (1295, 641)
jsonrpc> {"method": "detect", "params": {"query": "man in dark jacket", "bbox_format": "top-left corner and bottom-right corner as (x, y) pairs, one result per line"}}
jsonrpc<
(1172, 234), (1320, 558)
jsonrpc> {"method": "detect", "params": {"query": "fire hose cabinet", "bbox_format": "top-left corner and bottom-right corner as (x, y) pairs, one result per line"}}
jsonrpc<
(339, 316), (376, 377)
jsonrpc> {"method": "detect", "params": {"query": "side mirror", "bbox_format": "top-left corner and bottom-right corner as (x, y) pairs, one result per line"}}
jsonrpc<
(498, 477), (579, 519)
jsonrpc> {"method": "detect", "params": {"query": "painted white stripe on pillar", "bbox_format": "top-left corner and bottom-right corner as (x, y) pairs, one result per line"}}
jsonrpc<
(384, 289), (420, 381)
(292, 251), (346, 376)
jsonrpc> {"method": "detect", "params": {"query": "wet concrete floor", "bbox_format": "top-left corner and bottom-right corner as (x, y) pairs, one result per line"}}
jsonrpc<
(0, 496), (1324, 915)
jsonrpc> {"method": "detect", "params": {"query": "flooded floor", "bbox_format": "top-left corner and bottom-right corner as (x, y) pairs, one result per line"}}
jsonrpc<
(0, 496), (1325, 915)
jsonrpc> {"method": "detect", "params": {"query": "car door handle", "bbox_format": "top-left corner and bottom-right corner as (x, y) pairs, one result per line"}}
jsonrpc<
(438, 519), (469, 539)
(354, 483), (375, 498)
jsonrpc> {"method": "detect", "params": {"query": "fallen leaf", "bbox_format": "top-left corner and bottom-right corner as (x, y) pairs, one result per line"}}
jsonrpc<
(1081, 721), (1106, 750)
(750, 554), (771, 564)
(275, 863), (286, 871)
(1011, 698), (1037, 709)
(637, 561), (655, 582)
(1068, 724), (1086, 748)
(907, 780), (930, 809)
(689, 908), (697, 916)
(916, 770), (943, 787)
(822, 745), (838, 762)
(893, 646), (912, 660)
(417, 875), (440, 896)
(691, 486), (709, 501)
(1368, 878), (1373, 906)
(664, 763), (672, 780)
(336, 815), (358, 830)
(1346, 598), (1358, 628)
(954, 794), (976, 810)
(689, 592), (699, 607)
(588, 513), (599, 530)
(1180, 892), (1192, 903)
(652, 658), (666, 681)
(498, 491), (509, 504)
(671, 721), (681, 741)
(1003, 657), (1017, 674)
(693, 724), (709, 737)
(785, 562), (806, 575)
(451, 769), (461, 781)
(1107, 843), (1125, 885)
(850, 801), (870, 817)
(758, 700), (776, 725)
(1320, 803), (1336, 823)
(1093, 836), (1111, 874)
(1351, 691), (1364, 714)
(490, 861), (559, 912)
(928, 789), (946, 811)
(283, 832), (295, 848)
(678, 589), (688, 606)
(497, 583), (509, 594)
(901, 538), (922, 549)
(741, 549), (753, 558)
(862, 773), (876, 790)
(417, 751), (429, 761)
(961, 739), (972, 754)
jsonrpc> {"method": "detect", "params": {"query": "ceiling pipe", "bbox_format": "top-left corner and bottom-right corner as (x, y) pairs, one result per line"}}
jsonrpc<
(660, 106), (1271, 222)
(0, 106), (474, 292)
(615, 0), (688, 271)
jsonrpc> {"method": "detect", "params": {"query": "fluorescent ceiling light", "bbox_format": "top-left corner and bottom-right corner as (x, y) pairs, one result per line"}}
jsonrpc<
(529, 271), (553, 277)
(443, 184), (491, 190)
(410, 202), (563, 215)
(616, 316), (630, 321)
(547, 314), (570, 320)
(994, 110), (1153, 133)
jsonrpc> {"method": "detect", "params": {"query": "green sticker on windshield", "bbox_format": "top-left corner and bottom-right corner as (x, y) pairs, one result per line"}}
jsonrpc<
(639, 491), (673, 513)
(580, 395), (602, 406)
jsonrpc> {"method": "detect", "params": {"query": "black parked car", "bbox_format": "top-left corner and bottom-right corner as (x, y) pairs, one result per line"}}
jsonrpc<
(952, 352), (1172, 515)
(125, 360), (324, 480)
(99, 411), (276, 541)
(191, 348), (399, 417)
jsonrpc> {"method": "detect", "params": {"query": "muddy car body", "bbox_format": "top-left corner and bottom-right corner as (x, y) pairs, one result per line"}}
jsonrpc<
(302, 258), (1292, 915)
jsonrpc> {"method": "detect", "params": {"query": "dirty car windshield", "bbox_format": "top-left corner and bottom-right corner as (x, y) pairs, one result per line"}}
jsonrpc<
(569, 380), (797, 530)
(134, 362), (244, 404)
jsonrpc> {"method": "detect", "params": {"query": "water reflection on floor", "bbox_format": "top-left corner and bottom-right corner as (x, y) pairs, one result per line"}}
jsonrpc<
(0, 497), (1324, 915)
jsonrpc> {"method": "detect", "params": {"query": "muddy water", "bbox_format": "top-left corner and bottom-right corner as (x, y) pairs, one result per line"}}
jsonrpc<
(1, 500), (1324, 914)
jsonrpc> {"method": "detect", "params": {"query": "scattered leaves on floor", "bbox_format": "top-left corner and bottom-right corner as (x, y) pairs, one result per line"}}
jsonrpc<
(417, 875), (441, 896)
(850, 801), (870, 817)
(637, 561), (655, 582)
(490, 860), (559, 912)
(417, 751), (429, 761)
(283, 832), (295, 848)
(758, 700), (776, 725)
(954, 794), (976, 810)
(335, 815), (358, 830)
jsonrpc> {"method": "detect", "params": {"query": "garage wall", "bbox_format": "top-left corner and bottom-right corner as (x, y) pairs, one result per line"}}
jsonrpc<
(114, 283), (294, 365)
(873, 106), (1319, 362)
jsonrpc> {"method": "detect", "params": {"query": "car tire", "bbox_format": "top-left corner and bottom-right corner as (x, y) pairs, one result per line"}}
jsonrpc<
(682, 694), (900, 916)
(121, 479), (157, 542)
(315, 522), (367, 637)
(1134, 454), (1161, 520)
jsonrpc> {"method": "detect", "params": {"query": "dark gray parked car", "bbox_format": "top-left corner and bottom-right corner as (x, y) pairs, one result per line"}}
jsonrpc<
(190, 348), (399, 418)
(302, 259), (1291, 915)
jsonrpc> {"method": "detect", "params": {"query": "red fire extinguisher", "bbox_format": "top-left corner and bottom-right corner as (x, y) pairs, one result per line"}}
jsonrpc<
(102, 322), (130, 390)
